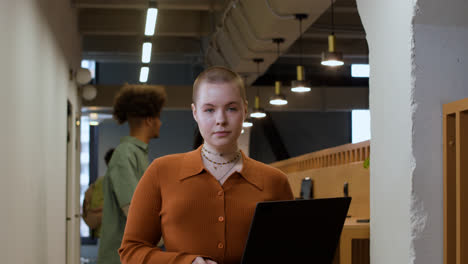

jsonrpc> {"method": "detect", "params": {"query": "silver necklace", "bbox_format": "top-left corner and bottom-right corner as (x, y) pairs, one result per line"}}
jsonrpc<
(215, 155), (240, 184)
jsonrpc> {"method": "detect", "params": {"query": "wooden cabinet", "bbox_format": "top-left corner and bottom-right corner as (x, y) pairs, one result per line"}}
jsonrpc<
(443, 98), (468, 264)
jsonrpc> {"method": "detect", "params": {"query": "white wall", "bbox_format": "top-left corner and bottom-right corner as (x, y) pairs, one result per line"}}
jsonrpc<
(357, 0), (468, 263)
(412, 1), (468, 263)
(356, 0), (416, 263)
(0, 0), (81, 263)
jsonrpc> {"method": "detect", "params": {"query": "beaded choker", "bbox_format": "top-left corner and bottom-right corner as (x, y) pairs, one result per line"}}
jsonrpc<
(202, 147), (240, 170)
(202, 146), (238, 157)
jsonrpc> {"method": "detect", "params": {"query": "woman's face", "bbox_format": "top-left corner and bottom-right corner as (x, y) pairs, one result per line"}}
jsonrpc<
(192, 81), (247, 151)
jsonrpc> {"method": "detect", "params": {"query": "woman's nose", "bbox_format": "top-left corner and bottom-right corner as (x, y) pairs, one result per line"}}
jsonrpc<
(215, 110), (227, 125)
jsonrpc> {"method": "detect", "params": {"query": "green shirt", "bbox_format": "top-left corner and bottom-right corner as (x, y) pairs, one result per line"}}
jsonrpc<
(97, 136), (149, 264)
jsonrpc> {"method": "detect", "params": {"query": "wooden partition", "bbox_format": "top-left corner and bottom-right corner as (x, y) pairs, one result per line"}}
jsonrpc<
(271, 140), (370, 174)
(271, 140), (370, 218)
(285, 164), (370, 219)
(443, 98), (468, 264)
(271, 140), (370, 264)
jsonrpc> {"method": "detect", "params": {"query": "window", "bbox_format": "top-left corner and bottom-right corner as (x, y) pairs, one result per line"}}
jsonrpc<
(81, 60), (96, 80)
(352, 110), (371, 143)
(351, 64), (370, 78)
(80, 116), (91, 238)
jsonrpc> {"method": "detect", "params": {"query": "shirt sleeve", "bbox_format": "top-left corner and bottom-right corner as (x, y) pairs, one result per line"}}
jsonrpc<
(107, 152), (139, 209)
(276, 172), (295, 201)
(118, 160), (205, 264)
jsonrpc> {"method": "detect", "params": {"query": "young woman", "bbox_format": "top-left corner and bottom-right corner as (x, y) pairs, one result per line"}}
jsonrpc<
(119, 67), (293, 264)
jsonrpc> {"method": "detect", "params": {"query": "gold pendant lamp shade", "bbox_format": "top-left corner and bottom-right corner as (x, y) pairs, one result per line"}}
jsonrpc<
(250, 58), (266, 119)
(291, 65), (311, 93)
(251, 95), (266, 119)
(321, 0), (344, 67)
(270, 38), (288, 105)
(321, 34), (344, 66)
(269, 81), (288, 105)
(291, 14), (311, 93)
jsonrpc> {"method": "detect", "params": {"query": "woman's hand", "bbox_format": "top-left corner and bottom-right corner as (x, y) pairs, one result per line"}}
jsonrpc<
(192, 256), (218, 264)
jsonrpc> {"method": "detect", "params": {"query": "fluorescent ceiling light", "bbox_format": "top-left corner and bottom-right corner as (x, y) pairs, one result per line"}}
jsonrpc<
(142, 42), (152, 63)
(351, 64), (370, 78)
(145, 8), (158, 36)
(139, 67), (149, 83)
(89, 121), (100, 126)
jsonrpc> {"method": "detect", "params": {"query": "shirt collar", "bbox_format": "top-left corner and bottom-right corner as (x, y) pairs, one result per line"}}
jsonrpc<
(121, 136), (149, 152)
(178, 145), (264, 191)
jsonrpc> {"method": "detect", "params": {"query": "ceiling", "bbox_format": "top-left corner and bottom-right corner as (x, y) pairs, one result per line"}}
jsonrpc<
(76, 0), (368, 108)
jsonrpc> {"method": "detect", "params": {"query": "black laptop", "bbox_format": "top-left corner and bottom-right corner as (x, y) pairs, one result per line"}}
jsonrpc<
(240, 197), (351, 264)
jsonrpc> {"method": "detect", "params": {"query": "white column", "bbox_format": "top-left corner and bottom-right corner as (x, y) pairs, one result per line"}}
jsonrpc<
(357, 0), (468, 263)
(356, 1), (416, 263)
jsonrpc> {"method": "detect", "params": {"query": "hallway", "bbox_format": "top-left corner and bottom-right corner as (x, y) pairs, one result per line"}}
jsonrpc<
(1, 0), (467, 264)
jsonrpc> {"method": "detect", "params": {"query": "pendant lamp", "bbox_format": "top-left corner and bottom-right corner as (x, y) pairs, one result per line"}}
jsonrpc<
(250, 58), (266, 119)
(321, 0), (344, 67)
(270, 81), (288, 106)
(270, 38), (287, 106)
(242, 118), (253, 128)
(291, 14), (311, 93)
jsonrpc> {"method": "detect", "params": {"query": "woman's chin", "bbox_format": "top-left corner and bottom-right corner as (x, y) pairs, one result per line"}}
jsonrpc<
(206, 138), (237, 149)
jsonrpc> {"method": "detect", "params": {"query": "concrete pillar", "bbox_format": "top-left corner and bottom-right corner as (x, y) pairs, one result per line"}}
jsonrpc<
(356, 0), (468, 263)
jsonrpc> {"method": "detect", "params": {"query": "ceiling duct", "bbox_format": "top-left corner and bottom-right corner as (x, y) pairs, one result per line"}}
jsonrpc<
(205, 0), (331, 85)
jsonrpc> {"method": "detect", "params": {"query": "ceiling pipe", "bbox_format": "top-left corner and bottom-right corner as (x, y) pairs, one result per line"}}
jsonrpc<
(205, 0), (332, 86)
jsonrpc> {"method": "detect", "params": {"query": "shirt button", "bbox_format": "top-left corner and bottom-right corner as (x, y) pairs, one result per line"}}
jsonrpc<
(218, 216), (224, 222)
(217, 190), (223, 196)
(218, 243), (224, 249)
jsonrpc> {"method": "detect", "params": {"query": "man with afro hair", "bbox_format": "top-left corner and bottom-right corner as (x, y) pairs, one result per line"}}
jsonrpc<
(98, 84), (166, 264)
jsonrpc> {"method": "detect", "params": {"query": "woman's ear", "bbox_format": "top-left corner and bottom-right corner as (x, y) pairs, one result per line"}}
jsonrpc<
(191, 103), (198, 123)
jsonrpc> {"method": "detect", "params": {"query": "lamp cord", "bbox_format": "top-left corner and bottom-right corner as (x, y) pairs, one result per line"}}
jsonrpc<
(256, 61), (260, 97)
(276, 41), (280, 57)
(299, 18), (303, 66)
(276, 40), (281, 92)
(331, 0), (335, 35)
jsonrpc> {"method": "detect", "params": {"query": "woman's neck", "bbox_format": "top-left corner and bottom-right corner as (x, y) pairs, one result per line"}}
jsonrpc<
(202, 143), (239, 161)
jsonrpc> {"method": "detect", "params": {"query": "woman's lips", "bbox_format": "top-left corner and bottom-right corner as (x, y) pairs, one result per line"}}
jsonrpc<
(214, 131), (230, 137)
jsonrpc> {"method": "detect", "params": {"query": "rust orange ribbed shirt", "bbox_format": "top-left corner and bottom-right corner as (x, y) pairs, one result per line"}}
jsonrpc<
(119, 146), (294, 264)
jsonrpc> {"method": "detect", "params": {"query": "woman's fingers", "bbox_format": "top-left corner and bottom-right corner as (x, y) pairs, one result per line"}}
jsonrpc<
(192, 257), (207, 264)
(192, 257), (218, 264)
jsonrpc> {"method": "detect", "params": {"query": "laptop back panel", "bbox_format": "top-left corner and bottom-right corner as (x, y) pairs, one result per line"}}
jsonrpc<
(241, 197), (351, 264)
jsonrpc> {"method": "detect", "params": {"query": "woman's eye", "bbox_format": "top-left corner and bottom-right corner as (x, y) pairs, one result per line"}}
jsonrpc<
(228, 107), (238, 111)
(204, 108), (214, 113)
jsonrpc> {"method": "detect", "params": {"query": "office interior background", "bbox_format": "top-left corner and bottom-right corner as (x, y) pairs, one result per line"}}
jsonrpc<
(1, 0), (467, 264)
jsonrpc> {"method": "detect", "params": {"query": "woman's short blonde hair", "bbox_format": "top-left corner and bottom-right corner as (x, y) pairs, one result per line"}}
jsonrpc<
(192, 66), (246, 104)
